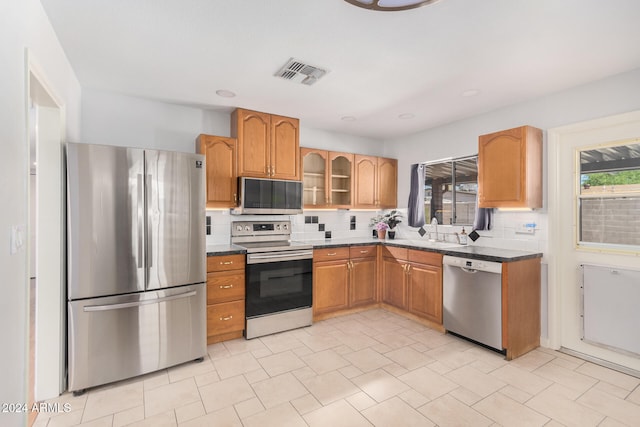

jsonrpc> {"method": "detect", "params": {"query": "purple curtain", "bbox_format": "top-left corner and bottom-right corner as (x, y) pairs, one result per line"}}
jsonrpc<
(407, 164), (425, 227)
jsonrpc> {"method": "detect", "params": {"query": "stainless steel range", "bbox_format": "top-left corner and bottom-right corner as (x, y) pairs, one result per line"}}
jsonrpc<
(231, 220), (313, 339)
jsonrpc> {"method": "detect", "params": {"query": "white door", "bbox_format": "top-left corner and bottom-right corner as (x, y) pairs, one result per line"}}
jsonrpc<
(548, 111), (640, 373)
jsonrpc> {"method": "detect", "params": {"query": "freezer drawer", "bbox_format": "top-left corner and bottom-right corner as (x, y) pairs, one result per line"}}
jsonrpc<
(67, 283), (206, 392)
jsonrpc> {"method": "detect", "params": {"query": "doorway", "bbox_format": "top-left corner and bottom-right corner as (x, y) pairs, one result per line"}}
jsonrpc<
(548, 110), (640, 374)
(27, 62), (66, 412)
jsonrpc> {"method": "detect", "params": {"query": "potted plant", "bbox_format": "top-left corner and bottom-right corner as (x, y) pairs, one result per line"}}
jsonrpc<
(370, 210), (402, 239)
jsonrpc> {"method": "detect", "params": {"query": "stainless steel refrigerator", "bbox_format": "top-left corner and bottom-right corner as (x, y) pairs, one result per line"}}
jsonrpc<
(66, 142), (207, 393)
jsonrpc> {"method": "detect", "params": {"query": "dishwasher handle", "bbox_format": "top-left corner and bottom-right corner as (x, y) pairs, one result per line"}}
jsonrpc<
(460, 267), (478, 274)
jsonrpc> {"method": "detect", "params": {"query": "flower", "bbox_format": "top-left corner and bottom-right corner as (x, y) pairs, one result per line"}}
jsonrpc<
(375, 222), (389, 231)
(370, 210), (403, 229)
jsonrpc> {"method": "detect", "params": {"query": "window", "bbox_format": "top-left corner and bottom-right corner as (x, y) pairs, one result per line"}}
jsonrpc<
(578, 139), (640, 248)
(424, 156), (478, 225)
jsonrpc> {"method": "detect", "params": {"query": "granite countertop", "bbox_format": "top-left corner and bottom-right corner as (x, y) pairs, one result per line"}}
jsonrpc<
(206, 238), (542, 262)
(205, 244), (246, 256)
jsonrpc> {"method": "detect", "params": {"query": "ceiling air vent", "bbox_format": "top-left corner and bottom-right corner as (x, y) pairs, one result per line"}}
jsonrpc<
(275, 58), (327, 86)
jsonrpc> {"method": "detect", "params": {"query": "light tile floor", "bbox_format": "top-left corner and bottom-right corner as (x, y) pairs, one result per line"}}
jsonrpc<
(34, 309), (640, 426)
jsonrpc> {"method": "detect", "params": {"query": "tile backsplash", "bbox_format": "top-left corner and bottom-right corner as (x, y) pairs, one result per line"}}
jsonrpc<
(205, 210), (378, 246)
(206, 208), (548, 259)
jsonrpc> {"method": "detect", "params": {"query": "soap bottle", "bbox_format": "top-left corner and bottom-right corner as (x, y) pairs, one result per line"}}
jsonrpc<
(459, 227), (468, 245)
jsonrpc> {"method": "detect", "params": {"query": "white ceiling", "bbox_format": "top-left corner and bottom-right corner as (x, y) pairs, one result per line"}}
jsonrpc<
(40, 0), (640, 140)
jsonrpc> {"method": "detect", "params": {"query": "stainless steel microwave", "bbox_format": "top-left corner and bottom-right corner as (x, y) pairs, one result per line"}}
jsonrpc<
(231, 177), (303, 215)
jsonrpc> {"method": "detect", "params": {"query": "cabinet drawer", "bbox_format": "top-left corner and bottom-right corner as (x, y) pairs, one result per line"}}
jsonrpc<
(207, 254), (245, 272)
(408, 249), (442, 266)
(349, 245), (376, 259)
(207, 300), (244, 336)
(313, 247), (350, 262)
(207, 271), (245, 304)
(381, 246), (408, 260)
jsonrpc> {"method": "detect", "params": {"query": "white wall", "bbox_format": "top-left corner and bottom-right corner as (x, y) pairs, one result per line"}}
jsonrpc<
(81, 89), (230, 151)
(0, 0), (81, 425)
(82, 89), (385, 157)
(387, 68), (640, 209)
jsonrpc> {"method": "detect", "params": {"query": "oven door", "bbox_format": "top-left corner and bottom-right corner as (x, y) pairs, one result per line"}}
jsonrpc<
(245, 256), (312, 318)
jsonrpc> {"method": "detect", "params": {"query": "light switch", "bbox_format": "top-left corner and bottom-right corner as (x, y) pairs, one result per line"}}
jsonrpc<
(10, 225), (25, 254)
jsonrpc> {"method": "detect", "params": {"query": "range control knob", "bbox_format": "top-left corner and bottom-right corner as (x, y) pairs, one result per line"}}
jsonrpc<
(236, 225), (243, 232)
(244, 225), (251, 231)
(276, 224), (281, 230)
(282, 224), (288, 230)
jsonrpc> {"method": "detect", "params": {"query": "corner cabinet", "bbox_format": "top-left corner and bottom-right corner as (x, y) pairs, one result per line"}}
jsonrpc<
(206, 254), (245, 344)
(478, 125), (543, 209)
(231, 108), (300, 180)
(197, 134), (237, 208)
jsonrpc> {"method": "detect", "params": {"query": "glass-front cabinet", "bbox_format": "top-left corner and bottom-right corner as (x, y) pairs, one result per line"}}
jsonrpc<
(301, 149), (354, 208)
(329, 152), (354, 208)
(301, 148), (328, 207)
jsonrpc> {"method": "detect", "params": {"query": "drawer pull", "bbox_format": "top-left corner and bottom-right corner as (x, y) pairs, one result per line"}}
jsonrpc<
(360, 250), (369, 254)
(219, 284), (234, 289)
(219, 315), (233, 321)
(220, 261), (234, 265)
(327, 252), (337, 256)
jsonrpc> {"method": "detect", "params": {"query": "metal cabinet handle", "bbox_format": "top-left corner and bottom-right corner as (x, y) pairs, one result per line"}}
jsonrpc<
(220, 261), (234, 265)
(219, 284), (234, 289)
(327, 252), (337, 256)
(360, 250), (369, 254)
(219, 315), (233, 321)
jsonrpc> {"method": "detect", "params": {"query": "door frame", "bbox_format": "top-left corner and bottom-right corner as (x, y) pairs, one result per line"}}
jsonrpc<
(26, 50), (67, 400)
(547, 110), (640, 372)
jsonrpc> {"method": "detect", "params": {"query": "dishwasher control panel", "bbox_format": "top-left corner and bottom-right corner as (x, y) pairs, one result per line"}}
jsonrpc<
(442, 256), (502, 274)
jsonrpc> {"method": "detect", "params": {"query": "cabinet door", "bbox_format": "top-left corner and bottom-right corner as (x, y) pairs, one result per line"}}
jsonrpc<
(354, 155), (378, 208)
(478, 126), (542, 208)
(198, 135), (237, 208)
(271, 115), (300, 180)
(233, 109), (270, 177)
(329, 152), (354, 208)
(302, 148), (329, 207)
(407, 262), (442, 324)
(377, 157), (397, 208)
(350, 258), (377, 307)
(382, 256), (406, 309)
(313, 260), (349, 315)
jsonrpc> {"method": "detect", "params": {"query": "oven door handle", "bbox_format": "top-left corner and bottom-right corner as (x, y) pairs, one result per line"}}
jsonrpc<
(248, 251), (313, 262)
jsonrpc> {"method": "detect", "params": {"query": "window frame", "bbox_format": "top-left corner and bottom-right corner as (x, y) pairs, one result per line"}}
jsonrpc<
(576, 138), (640, 253)
(422, 155), (478, 226)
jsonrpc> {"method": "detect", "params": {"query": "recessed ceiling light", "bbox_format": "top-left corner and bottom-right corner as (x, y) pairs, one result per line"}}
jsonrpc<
(344, 0), (440, 12)
(341, 116), (357, 122)
(398, 113), (415, 119)
(215, 89), (236, 98)
(461, 89), (481, 97)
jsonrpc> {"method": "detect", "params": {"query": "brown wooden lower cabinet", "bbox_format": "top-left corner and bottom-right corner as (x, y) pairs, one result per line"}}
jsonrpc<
(206, 254), (245, 344)
(313, 245), (377, 318)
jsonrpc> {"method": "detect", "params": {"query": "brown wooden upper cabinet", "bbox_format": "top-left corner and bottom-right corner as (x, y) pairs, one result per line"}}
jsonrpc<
(196, 134), (238, 208)
(301, 149), (354, 208)
(353, 155), (398, 209)
(303, 150), (397, 209)
(231, 108), (300, 180)
(478, 125), (543, 209)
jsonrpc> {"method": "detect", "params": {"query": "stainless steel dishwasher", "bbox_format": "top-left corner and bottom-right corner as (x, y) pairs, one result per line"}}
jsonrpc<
(442, 255), (504, 352)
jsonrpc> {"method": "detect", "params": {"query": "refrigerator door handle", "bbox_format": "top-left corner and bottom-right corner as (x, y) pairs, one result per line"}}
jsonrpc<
(146, 174), (153, 269)
(137, 174), (144, 268)
(83, 290), (197, 312)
